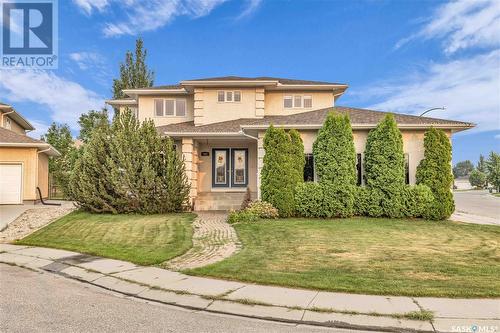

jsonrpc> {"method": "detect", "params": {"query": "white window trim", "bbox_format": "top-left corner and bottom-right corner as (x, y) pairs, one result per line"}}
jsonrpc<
(303, 95), (312, 108)
(284, 95), (293, 109)
(217, 90), (242, 103)
(154, 98), (187, 117)
(293, 95), (303, 108)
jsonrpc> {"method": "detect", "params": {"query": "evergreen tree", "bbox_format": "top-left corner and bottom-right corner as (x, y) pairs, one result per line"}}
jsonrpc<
(486, 151), (500, 192)
(363, 114), (405, 218)
(477, 154), (487, 174)
(261, 125), (296, 217)
(78, 109), (110, 143)
(469, 169), (487, 189)
(112, 38), (154, 99)
(69, 118), (115, 212)
(289, 129), (305, 190)
(42, 123), (77, 197)
(312, 113), (356, 217)
(416, 127), (454, 220)
(453, 160), (474, 178)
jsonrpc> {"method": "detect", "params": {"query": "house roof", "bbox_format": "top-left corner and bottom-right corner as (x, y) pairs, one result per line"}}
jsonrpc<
(157, 106), (474, 136)
(0, 127), (60, 156)
(180, 76), (346, 86)
(0, 102), (35, 130)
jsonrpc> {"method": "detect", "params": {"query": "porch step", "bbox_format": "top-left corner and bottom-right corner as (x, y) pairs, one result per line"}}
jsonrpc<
(194, 192), (256, 211)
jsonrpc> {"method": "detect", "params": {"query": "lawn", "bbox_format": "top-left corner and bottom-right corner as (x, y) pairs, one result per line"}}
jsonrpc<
(17, 211), (195, 266)
(188, 218), (500, 298)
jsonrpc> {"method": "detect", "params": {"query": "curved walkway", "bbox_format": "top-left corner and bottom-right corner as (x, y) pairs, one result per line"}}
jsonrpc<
(164, 212), (240, 271)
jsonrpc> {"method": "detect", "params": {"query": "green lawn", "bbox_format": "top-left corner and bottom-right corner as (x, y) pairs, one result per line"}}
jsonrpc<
(188, 218), (500, 298)
(17, 211), (195, 266)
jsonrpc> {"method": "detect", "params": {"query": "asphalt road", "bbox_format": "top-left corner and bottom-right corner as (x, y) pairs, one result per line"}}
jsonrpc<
(453, 190), (500, 219)
(0, 264), (365, 333)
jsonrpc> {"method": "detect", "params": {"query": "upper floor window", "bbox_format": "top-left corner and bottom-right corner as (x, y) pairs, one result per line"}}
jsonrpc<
(154, 98), (186, 117)
(284, 95), (313, 109)
(4, 117), (11, 130)
(218, 90), (241, 103)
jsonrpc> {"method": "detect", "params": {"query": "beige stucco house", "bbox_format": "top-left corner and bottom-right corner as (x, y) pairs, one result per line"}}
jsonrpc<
(106, 76), (474, 210)
(0, 103), (59, 204)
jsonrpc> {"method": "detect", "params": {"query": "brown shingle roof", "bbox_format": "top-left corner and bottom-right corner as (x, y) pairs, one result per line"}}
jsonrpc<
(157, 106), (474, 135)
(0, 127), (45, 144)
(182, 76), (345, 85)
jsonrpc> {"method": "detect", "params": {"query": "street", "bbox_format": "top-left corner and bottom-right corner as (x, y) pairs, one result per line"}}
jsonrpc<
(0, 264), (364, 333)
(453, 190), (500, 223)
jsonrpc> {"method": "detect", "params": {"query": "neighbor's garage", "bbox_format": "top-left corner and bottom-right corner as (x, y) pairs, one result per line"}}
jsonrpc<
(0, 163), (23, 204)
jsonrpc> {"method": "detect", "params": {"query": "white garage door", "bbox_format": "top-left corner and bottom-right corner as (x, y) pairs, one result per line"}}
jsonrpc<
(0, 164), (22, 204)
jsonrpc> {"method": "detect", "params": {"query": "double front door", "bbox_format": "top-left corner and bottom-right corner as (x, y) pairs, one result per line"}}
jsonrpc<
(212, 148), (248, 188)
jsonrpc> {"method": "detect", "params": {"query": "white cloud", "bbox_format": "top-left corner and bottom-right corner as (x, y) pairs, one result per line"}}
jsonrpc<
(364, 50), (500, 133)
(69, 52), (105, 70)
(396, 0), (500, 54)
(72, 0), (228, 37)
(26, 119), (50, 140)
(72, 0), (110, 15)
(0, 70), (105, 130)
(235, 0), (262, 20)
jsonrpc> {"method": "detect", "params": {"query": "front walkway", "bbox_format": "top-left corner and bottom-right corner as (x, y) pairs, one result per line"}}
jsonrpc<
(1, 244), (498, 333)
(164, 211), (240, 270)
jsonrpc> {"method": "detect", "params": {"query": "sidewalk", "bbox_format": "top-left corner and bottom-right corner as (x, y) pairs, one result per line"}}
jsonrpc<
(1, 244), (498, 333)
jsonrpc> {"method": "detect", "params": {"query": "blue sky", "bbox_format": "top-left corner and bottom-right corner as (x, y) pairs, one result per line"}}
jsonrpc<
(0, 0), (499, 163)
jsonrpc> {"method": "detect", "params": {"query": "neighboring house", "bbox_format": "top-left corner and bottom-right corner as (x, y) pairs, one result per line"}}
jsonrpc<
(106, 76), (474, 210)
(0, 103), (60, 204)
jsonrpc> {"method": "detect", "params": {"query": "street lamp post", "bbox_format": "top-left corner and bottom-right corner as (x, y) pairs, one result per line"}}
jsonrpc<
(420, 107), (446, 117)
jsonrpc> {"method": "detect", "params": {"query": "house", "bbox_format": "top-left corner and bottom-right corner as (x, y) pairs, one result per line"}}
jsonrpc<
(0, 103), (60, 204)
(106, 76), (474, 210)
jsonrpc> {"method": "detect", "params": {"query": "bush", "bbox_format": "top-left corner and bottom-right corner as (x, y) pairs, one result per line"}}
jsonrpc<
(246, 201), (279, 219)
(261, 125), (302, 217)
(363, 114), (405, 218)
(416, 128), (454, 220)
(311, 113), (357, 217)
(70, 110), (190, 214)
(227, 210), (258, 224)
(402, 185), (434, 218)
(295, 182), (324, 218)
(469, 169), (487, 189)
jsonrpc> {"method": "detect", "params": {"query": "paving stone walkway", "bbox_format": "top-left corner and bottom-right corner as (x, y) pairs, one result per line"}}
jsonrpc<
(1, 244), (499, 333)
(164, 211), (240, 271)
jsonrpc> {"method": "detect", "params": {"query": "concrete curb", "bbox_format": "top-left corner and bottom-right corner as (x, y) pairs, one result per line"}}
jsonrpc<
(1, 245), (498, 333)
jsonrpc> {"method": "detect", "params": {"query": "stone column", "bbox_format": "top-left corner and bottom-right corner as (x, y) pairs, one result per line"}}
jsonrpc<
(182, 138), (197, 206)
(257, 131), (265, 200)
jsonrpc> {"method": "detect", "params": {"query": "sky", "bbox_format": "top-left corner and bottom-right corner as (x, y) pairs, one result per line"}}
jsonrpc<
(0, 0), (499, 164)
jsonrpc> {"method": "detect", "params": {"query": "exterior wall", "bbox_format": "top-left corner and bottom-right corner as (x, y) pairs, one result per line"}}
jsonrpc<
(0, 147), (39, 201)
(137, 94), (194, 126)
(1, 115), (26, 134)
(264, 91), (334, 116)
(37, 152), (49, 199)
(194, 88), (259, 125)
(196, 138), (258, 195)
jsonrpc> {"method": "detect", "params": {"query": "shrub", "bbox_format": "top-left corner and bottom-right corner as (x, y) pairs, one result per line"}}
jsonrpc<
(241, 188), (252, 210)
(227, 210), (258, 224)
(353, 186), (370, 216)
(261, 125), (299, 217)
(363, 114), (405, 218)
(402, 185), (434, 218)
(289, 129), (306, 191)
(295, 182), (324, 218)
(246, 201), (279, 219)
(416, 128), (454, 220)
(469, 169), (487, 189)
(312, 113), (357, 217)
(70, 109), (189, 214)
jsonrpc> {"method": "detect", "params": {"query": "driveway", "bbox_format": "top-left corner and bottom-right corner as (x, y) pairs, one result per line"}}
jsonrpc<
(0, 264), (363, 333)
(452, 190), (500, 225)
(0, 205), (32, 231)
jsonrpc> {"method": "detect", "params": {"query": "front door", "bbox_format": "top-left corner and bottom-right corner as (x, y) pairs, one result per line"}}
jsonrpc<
(212, 148), (248, 188)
